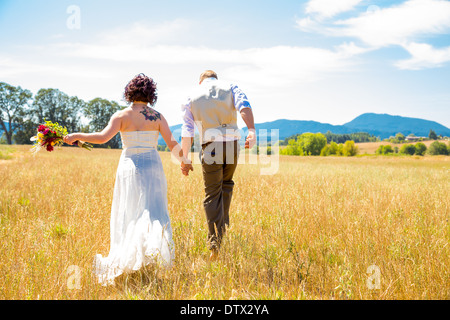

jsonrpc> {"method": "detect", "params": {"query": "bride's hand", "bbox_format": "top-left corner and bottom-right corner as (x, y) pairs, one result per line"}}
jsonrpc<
(64, 134), (78, 145)
(180, 158), (193, 176)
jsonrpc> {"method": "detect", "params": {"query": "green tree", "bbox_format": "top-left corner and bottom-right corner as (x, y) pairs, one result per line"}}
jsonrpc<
(375, 145), (384, 155)
(336, 143), (345, 156)
(14, 118), (38, 145)
(83, 98), (126, 148)
(320, 141), (339, 156)
(414, 142), (427, 156)
(428, 129), (438, 140)
(0, 82), (33, 144)
(376, 145), (394, 155)
(395, 132), (405, 142)
(384, 145), (394, 154)
(329, 141), (340, 155)
(399, 144), (416, 155)
(280, 138), (302, 155)
(342, 140), (359, 156)
(297, 132), (327, 156)
(31, 88), (83, 133)
(427, 141), (448, 155)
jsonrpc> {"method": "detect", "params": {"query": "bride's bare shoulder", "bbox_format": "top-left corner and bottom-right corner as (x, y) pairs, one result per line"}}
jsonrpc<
(113, 107), (131, 118)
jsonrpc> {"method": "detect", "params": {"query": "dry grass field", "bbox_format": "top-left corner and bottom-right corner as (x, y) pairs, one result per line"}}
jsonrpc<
(0, 144), (449, 300)
(356, 140), (439, 155)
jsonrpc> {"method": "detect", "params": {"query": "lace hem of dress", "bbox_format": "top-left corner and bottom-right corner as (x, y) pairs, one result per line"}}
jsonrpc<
(93, 225), (175, 286)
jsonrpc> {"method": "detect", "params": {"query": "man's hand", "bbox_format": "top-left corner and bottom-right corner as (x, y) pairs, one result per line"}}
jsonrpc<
(245, 130), (256, 149)
(181, 159), (194, 176)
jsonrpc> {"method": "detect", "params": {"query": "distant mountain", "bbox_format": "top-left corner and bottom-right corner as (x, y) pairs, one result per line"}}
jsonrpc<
(253, 114), (450, 140)
(160, 113), (450, 144)
(343, 113), (450, 138)
(254, 119), (353, 138)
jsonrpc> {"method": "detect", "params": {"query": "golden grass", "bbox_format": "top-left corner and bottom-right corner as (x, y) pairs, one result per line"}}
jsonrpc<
(356, 140), (438, 155)
(0, 145), (449, 300)
(0, 145), (15, 160)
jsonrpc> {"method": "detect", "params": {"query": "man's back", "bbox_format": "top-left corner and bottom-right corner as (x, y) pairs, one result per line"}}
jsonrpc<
(189, 78), (238, 143)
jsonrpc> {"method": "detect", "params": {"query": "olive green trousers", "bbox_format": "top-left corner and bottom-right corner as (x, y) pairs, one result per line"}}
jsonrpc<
(200, 140), (240, 250)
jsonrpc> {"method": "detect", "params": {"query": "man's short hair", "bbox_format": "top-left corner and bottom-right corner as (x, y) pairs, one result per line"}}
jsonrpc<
(200, 70), (218, 82)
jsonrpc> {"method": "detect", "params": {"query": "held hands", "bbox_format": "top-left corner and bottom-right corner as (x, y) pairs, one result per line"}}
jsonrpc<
(245, 130), (257, 149)
(180, 157), (194, 176)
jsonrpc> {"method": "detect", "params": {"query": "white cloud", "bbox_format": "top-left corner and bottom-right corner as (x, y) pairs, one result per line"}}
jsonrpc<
(395, 42), (450, 69)
(334, 41), (374, 57)
(305, 0), (363, 19)
(100, 19), (194, 46)
(297, 0), (450, 70)
(333, 0), (450, 47)
(39, 19), (361, 86)
(296, 16), (324, 33)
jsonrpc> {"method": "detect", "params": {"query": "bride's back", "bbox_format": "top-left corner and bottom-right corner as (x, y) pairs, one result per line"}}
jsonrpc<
(119, 105), (161, 132)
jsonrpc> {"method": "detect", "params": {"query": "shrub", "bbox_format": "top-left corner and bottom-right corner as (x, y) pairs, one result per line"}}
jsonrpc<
(427, 141), (448, 155)
(297, 133), (327, 156)
(414, 142), (427, 156)
(395, 133), (405, 142)
(342, 140), (359, 157)
(320, 141), (339, 156)
(399, 144), (416, 155)
(376, 145), (394, 155)
(280, 139), (303, 156)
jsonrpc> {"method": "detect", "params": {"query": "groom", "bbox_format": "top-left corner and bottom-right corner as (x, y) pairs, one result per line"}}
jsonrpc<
(180, 70), (256, 261)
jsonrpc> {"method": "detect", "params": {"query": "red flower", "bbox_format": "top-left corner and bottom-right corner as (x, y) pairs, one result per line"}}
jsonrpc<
(38, 125), (47, 132)
(46, 144), (54, 152)
(43, 128), (50, 135)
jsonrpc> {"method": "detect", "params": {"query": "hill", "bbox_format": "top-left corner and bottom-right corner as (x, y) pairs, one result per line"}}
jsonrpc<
(343, 113), (450, 139)
(246, 113), (450, 141)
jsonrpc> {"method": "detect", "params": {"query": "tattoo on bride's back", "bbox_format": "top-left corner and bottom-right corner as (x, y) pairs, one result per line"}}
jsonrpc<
(140, 107), (161, 122)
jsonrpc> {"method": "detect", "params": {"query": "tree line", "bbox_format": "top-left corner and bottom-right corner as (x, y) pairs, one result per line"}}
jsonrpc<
(383, 130), (442, 144)
(280, 132), (450, 157)
(376, 141), (450, 156)
(0, 82), (125, 148)
(280, 132), (359, 157)
(280, 131), (379, 146)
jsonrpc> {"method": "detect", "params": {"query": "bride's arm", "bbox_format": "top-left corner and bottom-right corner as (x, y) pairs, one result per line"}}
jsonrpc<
(64, 112), (122, 145)
(159, 114), (193, 166)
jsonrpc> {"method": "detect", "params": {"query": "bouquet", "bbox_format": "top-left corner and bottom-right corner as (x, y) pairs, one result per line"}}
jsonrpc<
(30, 120), (93, 153)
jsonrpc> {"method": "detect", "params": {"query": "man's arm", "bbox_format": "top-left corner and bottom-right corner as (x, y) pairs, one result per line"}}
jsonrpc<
(240, 107), (256, 149)
(180, 99), (195, 175)
(231, 84), (256, 149)
(181, 137), (194, 159)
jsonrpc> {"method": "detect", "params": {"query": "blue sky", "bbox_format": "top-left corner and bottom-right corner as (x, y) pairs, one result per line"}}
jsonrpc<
(1, 0), (449, 128)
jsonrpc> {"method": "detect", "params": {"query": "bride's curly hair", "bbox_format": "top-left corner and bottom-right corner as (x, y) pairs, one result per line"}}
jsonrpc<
(124, 73), (158, 105)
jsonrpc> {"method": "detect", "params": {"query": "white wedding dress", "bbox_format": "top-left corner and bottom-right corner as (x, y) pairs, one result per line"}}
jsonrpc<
(93, 131), (175, 285)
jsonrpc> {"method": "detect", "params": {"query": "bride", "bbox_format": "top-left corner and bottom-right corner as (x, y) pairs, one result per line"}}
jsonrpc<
(64, 73), (193, 285)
